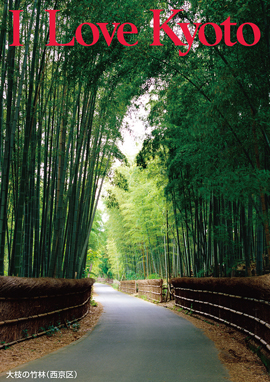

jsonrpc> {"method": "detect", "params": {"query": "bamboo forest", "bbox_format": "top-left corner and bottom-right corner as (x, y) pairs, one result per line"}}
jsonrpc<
(0, 0), (269, 281)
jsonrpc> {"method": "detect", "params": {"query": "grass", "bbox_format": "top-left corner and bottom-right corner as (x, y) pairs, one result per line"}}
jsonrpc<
(203, 319), (215, 325)
(71, 322), (80, 332)
(90, 299), (98, 307)
(1, 341), (9, 350)
(139, 295), (148, 301)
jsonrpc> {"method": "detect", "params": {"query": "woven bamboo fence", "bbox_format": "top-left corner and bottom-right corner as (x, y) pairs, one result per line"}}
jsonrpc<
(0, 276), (94, 348)
(170, 275), (270, 352)
(96, 277), (106, 283)
(137, 279), (163, 302)
(96, 277), (113, 284)
(119, 280), (136, 294)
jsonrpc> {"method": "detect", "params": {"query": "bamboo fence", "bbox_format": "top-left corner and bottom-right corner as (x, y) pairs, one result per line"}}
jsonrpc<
(170, 275), (270, 353)
(96, 277), (114, 284)
(0, 276), (94, 347)
(119, 280), (136, 294)
(137, 279), (163, 302)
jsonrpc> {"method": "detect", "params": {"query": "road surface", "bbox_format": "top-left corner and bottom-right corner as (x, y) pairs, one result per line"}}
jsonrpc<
(0, 283), (230, 381)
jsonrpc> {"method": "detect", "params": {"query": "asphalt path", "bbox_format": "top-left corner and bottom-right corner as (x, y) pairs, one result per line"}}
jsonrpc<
(0, 284), (230, 382)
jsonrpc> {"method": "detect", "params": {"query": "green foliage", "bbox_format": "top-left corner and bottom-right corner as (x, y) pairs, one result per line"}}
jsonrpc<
(1, 341), (9, 350)
(1, 0), (269, 280)
(111, 282), (119, 290)
(46, 324), (61, 337)
(203, 320), (215, 326)
(82, 269), (97, 278)
(105, 190), (120, 209)
(90, 300), (98, 307)
(132, 0), (270, 278)
(22, 329), (28, 338)
(0, 0), (160, 278)
(98, 254), (113, 279)
(71, 322), (80, 332)
(104, 160), (172, 280)
(125, 271), (144, 280)
(139, 295), (148, 301)
(66, 319), (80, 332)
(147, 274), (160, 280)
(112, 170), (129, 192)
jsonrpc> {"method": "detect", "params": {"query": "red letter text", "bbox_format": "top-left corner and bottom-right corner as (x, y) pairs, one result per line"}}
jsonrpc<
(237, 23), (261, 46)
(199, 23), (223, 46)
(46, 10), (75, 46)
(178, 23), (201, 56)
(221, 17), (237, 46)
(9, 10), (23, 46)
(97, 23), (120, 46)
(150, 9), (185, 47)
(117, 23), (138, 46)
(75, 23), (99, 46)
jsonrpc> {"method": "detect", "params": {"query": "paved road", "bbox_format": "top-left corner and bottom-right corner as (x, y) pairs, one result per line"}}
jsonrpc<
(0, 284), (230, 382)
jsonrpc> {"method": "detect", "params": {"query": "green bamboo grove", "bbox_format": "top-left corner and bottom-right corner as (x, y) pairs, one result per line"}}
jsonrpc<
(103, 0), (270, 281)
(0, 0), (155, 277)
(1, 0), (270, 280)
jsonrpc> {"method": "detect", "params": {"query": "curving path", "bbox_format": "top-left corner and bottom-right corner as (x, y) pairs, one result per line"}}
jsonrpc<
(0, 284), (230, 382)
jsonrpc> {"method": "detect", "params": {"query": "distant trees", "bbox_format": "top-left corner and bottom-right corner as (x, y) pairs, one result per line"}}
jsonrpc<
(104, 163), (171, 280)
